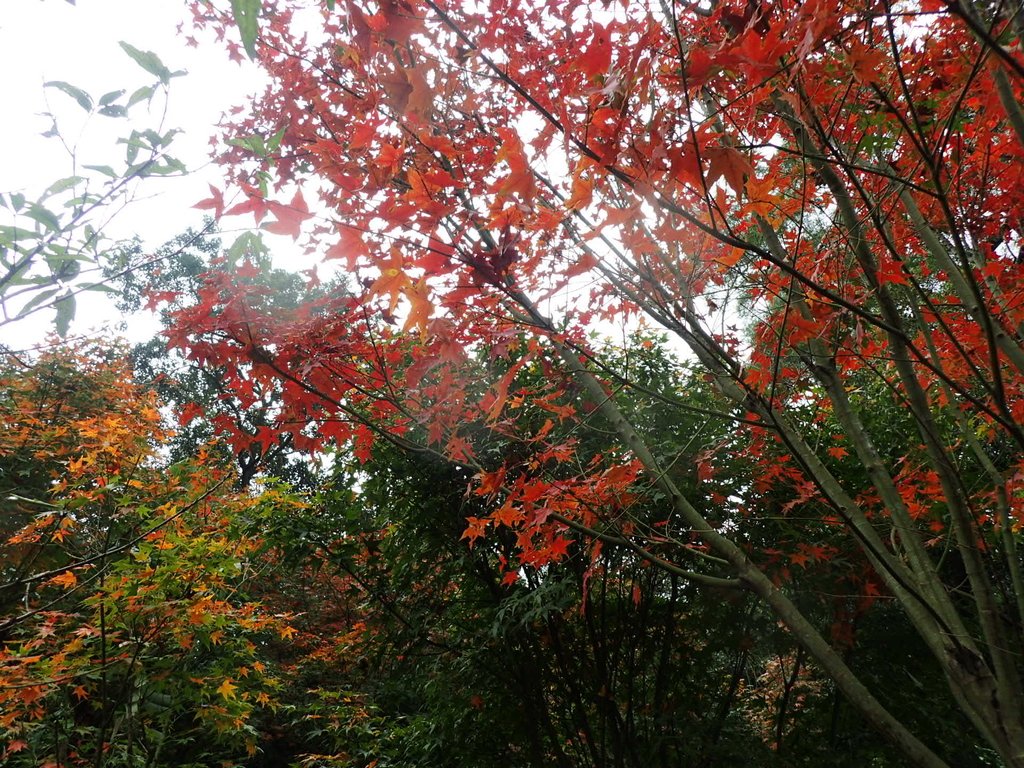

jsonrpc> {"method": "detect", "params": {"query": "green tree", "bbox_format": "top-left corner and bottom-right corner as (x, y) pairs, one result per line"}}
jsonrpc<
(1, 41), (186, 337)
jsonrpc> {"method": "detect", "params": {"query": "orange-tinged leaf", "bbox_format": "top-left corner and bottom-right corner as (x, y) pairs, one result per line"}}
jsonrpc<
(18, 685), (45, 705)
(705, 146), (754, 196)
(367, 249), (410, 311)
(481, 354), (529, 422)
(476, 467), (507, 498)
(564, 250), (598, 278)
(217, 678), (238, 700)
(492, 500), (524, 528)
(846, 38), (887, 84)
(715, 246), (745, 269)
(494, 128), (537, 200)
(460, 516), (488, 547)
(565, 173), (595, 211)
(402, 277), (433, 334)
(48, 570), (78, 589)
(405, 64), (433, 116)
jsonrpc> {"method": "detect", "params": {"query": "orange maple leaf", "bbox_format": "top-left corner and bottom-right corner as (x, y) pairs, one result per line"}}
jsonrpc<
(491, 501), (524, 528)
(704, 146), (754, 197)
(460, 516), (488, 547)
(367, 249), (411, 312)
(402, 277), (433, 335)
(48, 570), (78, 589)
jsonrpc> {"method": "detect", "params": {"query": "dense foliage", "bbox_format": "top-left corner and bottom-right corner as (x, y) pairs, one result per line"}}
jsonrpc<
(4, 0), (1024, 765)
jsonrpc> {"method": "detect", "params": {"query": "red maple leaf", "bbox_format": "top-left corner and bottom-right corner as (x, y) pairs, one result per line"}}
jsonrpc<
(264, 189), (312, 239)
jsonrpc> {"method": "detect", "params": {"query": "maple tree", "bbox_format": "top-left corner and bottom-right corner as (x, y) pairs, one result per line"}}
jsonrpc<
(0, 343), (303, 766)
(107, 225), (334, 490)
(170, 0), (1024, 765)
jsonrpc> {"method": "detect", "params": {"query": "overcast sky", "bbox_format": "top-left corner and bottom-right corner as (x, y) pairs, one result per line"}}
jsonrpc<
(1, 0), (265, 348)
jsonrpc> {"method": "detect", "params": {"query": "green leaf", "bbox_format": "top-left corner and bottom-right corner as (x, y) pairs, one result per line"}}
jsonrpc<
(24, 204), (61, 232)
(0, 225), (23, 247)
(226, 232), (269, 267)
(230, 0), (263, 59)
(266, 126), (287, 153)
(162, 156), (187, 174)
(228, 134), (267, 156)
(54, 292), (75, 336)
(16, 287), (59, 318)
(119, 41), (172, 84)
(140, 161), (185, 176)
(65, 193), (102, 210)
(83, 164), (118, 178)
(85, 283), (118, 294)
(47, 253), (82, 281)
(122, 131), (144, 164)
(126, 161), (158, 177)
(43, 176), (86, 199)
(9, 192), (26, 212)
(44, 80), (93, 111)
(2, 259), (32, 287)
(99, 89), (125, 106)
(127, 85), (155, 107)
(98, 104), (128, 118)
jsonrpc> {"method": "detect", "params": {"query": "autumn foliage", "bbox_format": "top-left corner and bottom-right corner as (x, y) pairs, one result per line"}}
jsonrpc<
(169, 0), (1024, 764)
(7, 0), (1018, 765)
(0, 345), (305, 765)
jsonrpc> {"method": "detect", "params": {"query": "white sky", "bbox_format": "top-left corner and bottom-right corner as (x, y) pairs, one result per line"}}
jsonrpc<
(0, 0), (266, 349)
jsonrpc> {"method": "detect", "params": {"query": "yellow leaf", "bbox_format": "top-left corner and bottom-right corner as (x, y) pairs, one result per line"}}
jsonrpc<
(217, 678), (238, 700)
